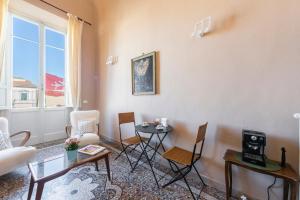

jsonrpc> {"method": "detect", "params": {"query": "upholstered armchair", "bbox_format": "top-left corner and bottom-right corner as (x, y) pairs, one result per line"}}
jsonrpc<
(0, 117), (36, 176)
(65, 110), (100, 146)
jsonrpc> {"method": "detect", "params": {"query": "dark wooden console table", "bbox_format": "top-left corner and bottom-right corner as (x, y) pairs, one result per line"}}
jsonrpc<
(224, 149), (299, 200)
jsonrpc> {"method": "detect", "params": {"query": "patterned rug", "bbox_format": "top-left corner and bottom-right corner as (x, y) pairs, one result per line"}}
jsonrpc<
(0, 144), (226, 200)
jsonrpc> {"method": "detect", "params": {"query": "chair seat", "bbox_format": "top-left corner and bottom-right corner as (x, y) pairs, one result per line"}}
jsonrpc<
(122, 136), (145, 145)
(162, 146), (199, 166)
(0, 146), (36, 176)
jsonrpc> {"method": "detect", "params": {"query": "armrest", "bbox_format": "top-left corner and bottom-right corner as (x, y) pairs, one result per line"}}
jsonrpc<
(65, 125), (72, 137)
(97, 123), (100, 136)
(10, 130), (31, 146)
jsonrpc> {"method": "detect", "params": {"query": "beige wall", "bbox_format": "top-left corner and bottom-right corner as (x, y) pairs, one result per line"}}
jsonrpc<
(25, 0), (97, 110)
(93, 0), (300, 199)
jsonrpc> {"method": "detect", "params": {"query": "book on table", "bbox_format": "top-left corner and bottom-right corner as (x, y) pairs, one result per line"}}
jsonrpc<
(78, 145), (106, 155)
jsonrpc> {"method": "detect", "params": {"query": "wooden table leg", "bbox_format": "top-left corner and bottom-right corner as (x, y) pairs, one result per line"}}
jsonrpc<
(35, 182), (45, 200)
(27, 175), (34, 200)
(283, 180), (289, 200)
(95, 161), (99, 171)
(290, 181), (298, 200)
(225, 161), (230, 200)
(105, 155), (111, 181)
(229, 163), (232, 196)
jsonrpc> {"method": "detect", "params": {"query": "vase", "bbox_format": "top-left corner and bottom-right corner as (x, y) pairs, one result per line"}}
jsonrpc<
(66, 149), (78, 161)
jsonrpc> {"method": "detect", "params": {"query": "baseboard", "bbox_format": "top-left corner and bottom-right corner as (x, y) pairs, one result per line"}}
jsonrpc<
(43, 131), (66, 143)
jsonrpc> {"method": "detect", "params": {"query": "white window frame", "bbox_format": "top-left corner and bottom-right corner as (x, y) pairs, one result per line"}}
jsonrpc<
(5, 10), (67, 111)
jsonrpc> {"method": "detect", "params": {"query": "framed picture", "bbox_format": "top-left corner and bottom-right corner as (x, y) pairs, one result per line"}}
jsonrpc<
(131, 52), (156, 95)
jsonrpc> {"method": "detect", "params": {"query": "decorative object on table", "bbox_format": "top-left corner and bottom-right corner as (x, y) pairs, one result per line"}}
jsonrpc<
(162, 123), (208, 199)
(242, 129), (266, 167)
(131, 52), (156, 95)
(240, 195), (248, 200)
(65, 138), (79, 161)
(65, 138), (80, 151)
(154, 118), (160, 126)
(78, 144), (106, 156)
(155, 124), (165, 130)
(161, 118), (168, 127)
(142, 122), (149, 127)
(191, 16), (212, 38)
(65, 110), (100, 147)
(281, 147), (286, 168)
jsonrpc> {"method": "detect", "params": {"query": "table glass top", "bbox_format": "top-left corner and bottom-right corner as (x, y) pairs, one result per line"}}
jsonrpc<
(135, 123), (173, 134)
(29, 149), (110, 180)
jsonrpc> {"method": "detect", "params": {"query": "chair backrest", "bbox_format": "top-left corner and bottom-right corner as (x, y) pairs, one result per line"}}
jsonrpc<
(70, 110), (100, 136)
(0, 117), (9, 133)
(191, 122), (208, 165)
(196, 122), (208, 144)
(118, 112), (135, 141)
(118, 112), (135, 125)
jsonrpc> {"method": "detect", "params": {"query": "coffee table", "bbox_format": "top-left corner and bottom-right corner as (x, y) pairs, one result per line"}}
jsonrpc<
(27, 149), (111, 200)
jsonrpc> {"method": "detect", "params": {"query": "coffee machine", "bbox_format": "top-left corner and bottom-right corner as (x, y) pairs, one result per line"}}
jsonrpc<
(242, 129), (266, 167)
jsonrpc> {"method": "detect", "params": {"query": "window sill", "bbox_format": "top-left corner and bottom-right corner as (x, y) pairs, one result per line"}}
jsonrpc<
(0, 107), (9, 111)
(10, 107), (70, 112)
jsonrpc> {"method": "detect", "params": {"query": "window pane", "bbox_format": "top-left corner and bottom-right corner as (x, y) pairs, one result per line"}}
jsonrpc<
(0, 88), (6, 107)
(13, 17), (39, 42)
(12, 38), (39, 108)
(45, 29), (65, 107)
(46, 29), (65, 49)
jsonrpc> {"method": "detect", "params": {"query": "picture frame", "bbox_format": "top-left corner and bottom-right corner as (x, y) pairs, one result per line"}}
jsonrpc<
(131, 52), (156, 95)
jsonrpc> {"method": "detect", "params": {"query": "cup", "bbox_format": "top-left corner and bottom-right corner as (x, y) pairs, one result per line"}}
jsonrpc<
(154, 118), (160, 125)
(161, 118), (168, 127)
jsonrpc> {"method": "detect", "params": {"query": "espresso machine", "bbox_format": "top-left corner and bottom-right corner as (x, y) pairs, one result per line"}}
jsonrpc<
(242, 129), (266, 167)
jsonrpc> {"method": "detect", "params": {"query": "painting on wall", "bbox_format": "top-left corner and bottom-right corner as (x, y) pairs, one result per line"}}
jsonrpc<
(131, 52), (156, 95)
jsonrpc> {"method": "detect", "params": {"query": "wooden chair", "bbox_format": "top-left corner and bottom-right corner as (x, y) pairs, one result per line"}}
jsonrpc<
(115, 112), (146, 170)
(162, 122), (208, 200)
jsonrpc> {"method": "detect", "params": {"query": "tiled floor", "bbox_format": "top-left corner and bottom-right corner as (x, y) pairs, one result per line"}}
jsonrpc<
(0, 138), (227, 200)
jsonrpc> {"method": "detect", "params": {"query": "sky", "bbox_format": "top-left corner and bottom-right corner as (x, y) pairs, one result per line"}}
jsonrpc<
(13, 17), (65, 86)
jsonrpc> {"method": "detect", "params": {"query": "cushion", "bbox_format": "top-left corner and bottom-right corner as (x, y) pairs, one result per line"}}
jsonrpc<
(77, 133), (100, 146)
(78, 120), (96, 136)
(0, 130), (13, 150)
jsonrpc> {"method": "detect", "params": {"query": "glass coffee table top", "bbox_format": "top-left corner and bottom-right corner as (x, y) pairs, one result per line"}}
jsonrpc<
(29, 149), (110, 181)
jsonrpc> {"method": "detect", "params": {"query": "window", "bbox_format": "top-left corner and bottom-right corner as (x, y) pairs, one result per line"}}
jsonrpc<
(21, 92), (28, 101)
(45, 28), (65, 107)
(12, 17), (39, 108)
(10, 15), (66, 108)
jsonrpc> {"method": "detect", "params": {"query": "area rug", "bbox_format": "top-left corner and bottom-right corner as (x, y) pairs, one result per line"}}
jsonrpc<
(0, 144), (226, 200)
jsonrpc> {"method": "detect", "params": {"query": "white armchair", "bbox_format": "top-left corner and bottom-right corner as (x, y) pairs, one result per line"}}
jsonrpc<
(0, 117), (36, 176)
(66, 110), (100, 146)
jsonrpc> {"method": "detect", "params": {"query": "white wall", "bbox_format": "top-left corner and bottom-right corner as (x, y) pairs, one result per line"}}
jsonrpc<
(92, 0), (300, 199)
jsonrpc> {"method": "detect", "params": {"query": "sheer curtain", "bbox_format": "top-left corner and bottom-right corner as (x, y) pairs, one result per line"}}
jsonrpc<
(67, 13), (83, 110)
(0, 0), (9, 80)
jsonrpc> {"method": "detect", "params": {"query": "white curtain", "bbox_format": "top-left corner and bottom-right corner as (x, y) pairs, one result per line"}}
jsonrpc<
(0, 0), (9, 80)
(67, 13), (83, 110)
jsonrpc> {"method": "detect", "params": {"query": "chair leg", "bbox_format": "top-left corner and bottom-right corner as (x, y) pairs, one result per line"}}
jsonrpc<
(182, 175), (196, 200)
(114, 146), (128, 160)
(115, 143), (135, 170)
(162, 163), (189, 187)
(192, 165), (207, 186)
(129, 144), (139, 153)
